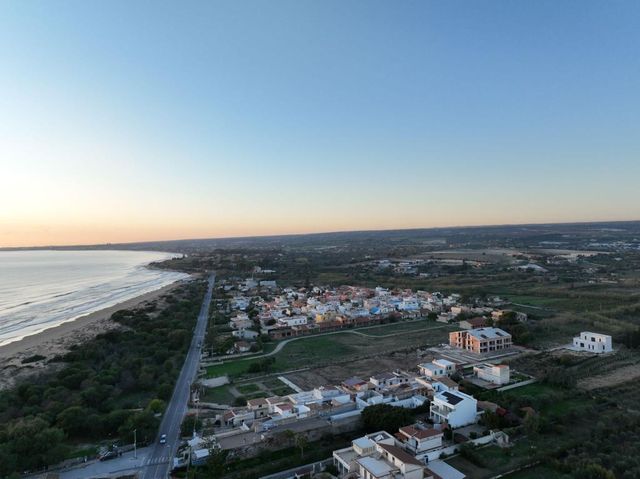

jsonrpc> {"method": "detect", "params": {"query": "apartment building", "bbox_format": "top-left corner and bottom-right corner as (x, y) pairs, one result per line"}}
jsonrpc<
(449, 327), (512, 353)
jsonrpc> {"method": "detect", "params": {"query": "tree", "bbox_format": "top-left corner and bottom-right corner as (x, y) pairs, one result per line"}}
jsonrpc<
(361, 404), (413, 433)
(576, 463), (616, 479)
(279, 429), (296, 447)
(57, 406), (91, 437)
(523, 413), (540, 436)
(5, 417), (66, 471)
(147, 398), (166, 414)
(118, 411), (158, 444)
(295, 433), (308, 459)
(206, 449), (229, 477)
(181, 414), (202, 436)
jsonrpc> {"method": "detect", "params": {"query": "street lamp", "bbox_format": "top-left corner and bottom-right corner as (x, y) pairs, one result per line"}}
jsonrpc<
(134, 429), (137, 459)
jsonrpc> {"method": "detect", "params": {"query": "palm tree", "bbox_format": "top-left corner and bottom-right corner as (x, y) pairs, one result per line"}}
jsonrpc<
(294, 433), (308, 459)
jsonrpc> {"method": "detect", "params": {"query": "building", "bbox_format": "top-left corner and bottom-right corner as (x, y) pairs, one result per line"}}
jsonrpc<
(232, 328), (259, 340)
(418, 359), (457, 378)
(397, 425), (443, 455)
(449, 327), (512, 354)
(333, 431), (396, 477)
(333, 432), (428, 479)
(234, 341), (252, 353)
(572, 332), (613, 353)
(247, 397), (269, 418)
(430, 390), (478, 428)
(425, 460), (466, 479)
(459, 316), (487, 330)
(278, 316), (308, 327)
(473, 364), (510, 385)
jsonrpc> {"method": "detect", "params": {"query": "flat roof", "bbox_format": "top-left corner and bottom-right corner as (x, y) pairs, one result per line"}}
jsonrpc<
(466, 327), (511, 340)
(434, 359), (456, 366)
(357, 456), (396, 476)
(353, 437), (375, 449)
(425, 460), (466, 479)
(436, 377), (459, 388)
(441, 391), (464, 405)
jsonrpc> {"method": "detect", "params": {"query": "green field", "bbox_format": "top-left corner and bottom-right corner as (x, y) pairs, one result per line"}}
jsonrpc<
(201, 385), (235, 405)
(236, 383), (261, 395)
(206, 323), (453, 379)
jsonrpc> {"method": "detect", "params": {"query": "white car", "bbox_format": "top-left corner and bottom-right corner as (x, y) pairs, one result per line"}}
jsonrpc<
(159, 434), (167, 444)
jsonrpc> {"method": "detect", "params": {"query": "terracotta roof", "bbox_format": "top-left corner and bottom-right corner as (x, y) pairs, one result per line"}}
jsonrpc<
(247, 398), (268, 407)
(377, 443), (424, 466)
(399, 425), (443, 440)
(466, 316), (487, 327)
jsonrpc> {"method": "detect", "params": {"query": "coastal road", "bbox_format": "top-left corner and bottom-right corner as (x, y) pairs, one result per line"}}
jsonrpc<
(141, 273), (215, 479)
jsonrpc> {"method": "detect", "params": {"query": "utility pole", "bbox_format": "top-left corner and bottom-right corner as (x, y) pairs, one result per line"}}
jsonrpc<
(133, 429), (137, 459)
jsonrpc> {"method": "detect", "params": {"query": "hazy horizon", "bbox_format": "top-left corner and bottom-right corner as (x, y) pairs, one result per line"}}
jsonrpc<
(2, 1), (639, 247)
(2, 218), (639, 250)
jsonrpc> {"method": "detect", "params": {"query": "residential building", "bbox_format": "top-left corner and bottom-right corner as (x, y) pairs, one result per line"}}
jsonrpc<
(231, 328), (259, 340)
(333, 431), (428, 479)
(430, 390), (478, 428)
(473, 364), (510, 385)
(397, 425), (443, 455)
(459, 316), (487, 330)
(247, 398), (268, 418)
(278, 316), (308, 327)
(449, 327), (512, 353)
(418, 359), (456, 378)
(234, 341), (251, 353)
(572, 331), (613, 353)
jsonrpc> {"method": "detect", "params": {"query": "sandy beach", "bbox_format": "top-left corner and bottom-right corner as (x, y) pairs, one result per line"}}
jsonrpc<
(0, 279), (188, 389)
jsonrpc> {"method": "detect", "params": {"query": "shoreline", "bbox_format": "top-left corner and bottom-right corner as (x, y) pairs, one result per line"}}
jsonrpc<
(0, 278), (190, 388)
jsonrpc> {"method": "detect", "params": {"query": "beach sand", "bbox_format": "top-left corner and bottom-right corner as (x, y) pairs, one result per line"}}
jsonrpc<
(0, 279), (188, 389)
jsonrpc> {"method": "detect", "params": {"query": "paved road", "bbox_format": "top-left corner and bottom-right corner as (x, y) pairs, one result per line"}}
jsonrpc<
(56, 447), (151, 479)
(141, 273), (215, 479)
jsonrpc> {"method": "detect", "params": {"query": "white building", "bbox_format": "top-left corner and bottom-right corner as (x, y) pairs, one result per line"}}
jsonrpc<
(572, 332), (613, 353)
(473, 364), (510, 385)
(430, 390), (478, 428)
(418, 359), (456, 378)
(397, 425), (443, 455)
(232, 329), (259, 340)
(333, 431), (427, 479)
(333, 431), (396, 477)
(277, 316), (308, 327)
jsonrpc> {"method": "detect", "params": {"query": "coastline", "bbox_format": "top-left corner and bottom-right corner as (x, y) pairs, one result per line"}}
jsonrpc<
(0, 278), (189, 389)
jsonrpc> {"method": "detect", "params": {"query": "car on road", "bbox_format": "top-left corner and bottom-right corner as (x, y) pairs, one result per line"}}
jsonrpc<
(159, 433), (167, 444)
(99, 451), (119, 461)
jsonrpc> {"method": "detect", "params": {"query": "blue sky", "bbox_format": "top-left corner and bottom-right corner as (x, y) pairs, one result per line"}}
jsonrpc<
(1, 0), (639, 246)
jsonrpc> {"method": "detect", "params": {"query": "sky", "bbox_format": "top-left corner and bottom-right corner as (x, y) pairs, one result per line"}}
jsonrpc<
(1, 0), (639, 247)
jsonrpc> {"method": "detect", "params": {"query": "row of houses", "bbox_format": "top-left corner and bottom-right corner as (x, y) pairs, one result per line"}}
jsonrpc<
(218, 358), (491, 438)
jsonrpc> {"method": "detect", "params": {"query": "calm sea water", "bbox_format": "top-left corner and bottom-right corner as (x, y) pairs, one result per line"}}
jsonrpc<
(0, 250), (189, 347)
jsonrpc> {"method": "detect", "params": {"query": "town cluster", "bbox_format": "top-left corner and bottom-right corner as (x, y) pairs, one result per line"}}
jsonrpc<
(222, 277), (521, 354)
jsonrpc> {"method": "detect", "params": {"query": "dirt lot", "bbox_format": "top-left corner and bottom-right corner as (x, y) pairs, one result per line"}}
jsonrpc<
(578, 361), (640, 390)
(283, 349), (437, 390)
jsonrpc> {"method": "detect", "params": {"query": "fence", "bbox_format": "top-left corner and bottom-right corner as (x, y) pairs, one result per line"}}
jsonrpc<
(259, 458), (333, 479)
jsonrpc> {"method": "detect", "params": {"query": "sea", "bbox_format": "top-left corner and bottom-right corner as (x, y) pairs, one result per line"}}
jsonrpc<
(0, 250), (189, 347)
